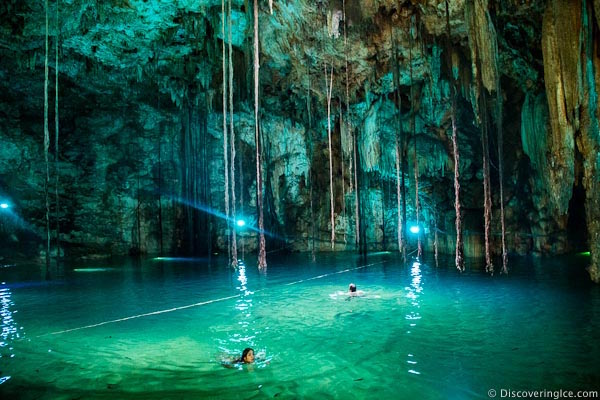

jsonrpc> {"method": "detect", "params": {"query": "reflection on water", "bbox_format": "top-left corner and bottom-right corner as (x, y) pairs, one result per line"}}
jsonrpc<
(220, 261), (270, 368)
(405, 260), (422, 375)
(0, 283), (22, 384)
(233, 261), (254, 342)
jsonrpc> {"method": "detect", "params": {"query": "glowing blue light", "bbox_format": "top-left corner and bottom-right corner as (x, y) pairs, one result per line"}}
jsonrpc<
(409, 225), (420, 234)
(0, 203), (8, 209)
(236, 219), (246, 227)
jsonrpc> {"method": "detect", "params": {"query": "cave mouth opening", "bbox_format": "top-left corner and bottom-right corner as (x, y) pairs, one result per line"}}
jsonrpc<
(566, 182), (588, 253)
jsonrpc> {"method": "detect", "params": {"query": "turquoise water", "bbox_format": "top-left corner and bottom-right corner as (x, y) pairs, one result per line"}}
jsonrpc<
(0, 252), (599, 399)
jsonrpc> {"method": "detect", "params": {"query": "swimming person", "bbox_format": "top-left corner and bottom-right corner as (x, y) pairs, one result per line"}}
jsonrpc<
(234, 348), (255, 364)
(222, 347), (255, 369)
(348, 283), (365, 296)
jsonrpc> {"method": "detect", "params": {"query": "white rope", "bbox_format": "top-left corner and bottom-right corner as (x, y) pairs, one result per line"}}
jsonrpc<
(284, 260), (385, 286)
(38, 260), (387, 337)
(40, 294), (241, 337)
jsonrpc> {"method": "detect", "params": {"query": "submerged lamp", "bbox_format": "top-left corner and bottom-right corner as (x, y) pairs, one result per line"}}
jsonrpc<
(0, 203), (9, 209)
(409, 225), (420, 234)
(236, 219), (246, 227)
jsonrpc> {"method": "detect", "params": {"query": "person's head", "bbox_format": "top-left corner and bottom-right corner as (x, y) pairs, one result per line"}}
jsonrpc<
(349, 283), (356, 293)
(241, 348), (255, 363)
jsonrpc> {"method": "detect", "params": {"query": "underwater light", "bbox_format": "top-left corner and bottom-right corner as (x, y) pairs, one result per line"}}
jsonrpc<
(0, 203), (9, 209)
(409, 225), (420, 234)
(236, 219), (246, 227)
(578, 251), (591, 256)
(73, 268), (116, 273)
(152, 257), (206, 262)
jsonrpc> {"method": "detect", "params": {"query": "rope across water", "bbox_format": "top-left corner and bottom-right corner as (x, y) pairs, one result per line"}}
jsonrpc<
(38, 260), (387, 337)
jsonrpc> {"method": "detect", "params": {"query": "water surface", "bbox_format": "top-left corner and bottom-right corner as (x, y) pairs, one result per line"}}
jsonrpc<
(0, 252), (598, 399)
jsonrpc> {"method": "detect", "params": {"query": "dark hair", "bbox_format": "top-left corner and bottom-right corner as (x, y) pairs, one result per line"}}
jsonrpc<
(235, 347), (254, 363)
(349, 283), (356, 292)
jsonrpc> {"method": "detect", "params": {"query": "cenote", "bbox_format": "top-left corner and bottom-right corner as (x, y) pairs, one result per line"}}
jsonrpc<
(2, 0), (600, 398)
(1, 253), (599, 399)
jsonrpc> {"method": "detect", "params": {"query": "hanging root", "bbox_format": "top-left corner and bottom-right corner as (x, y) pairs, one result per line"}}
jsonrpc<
(44, 0), (51, 269)
(254, 0), (266, 269)
(446, 0), (464, 272)
(222, 0), (231, 265)
(228, 0), (238, 268)
(325, 61), (335, 250)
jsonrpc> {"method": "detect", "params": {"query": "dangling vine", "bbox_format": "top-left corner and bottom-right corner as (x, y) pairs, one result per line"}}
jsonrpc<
(325, 61), (335, 250)
(44, 0), (51, 270)
(156, 47), (164, 256)
(434, 210), (439, 267)
(495, 20), (507, 275)
(409, 17), (422, 258)
(307, 70), (316, 259)
(254, 0), (266, 269)
(54, 0), (60, 261)
(391, 23), (405, 255)
(339, 100), (346, 245)
(445, 0), (464, 272)
(342, 0), (359, 252)
(228, 0), (238, 268)
(221, 0), (231, 265)
(497, 78), (507, 274)
(481, 89), (493, 275)
(466, 0), (496, 274)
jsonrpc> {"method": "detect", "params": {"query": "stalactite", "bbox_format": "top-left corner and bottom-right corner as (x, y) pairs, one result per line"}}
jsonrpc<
(228, 0), (238, 268)
(579, 0), (600, 282)
(222, 0), (231, 264)
(254, 0), (266, 269)
(269, 0), (273, 14)
(325, 62), (335, 250)
(446, 0), (464, 272)
(409, 24), (421, 258)
(540, 0), (578, 222)
(54, 0), (60, 261)
(44, 0), (51, 270)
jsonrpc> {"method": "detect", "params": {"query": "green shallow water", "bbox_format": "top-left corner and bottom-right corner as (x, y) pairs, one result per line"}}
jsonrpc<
(0, 253), (599, 399)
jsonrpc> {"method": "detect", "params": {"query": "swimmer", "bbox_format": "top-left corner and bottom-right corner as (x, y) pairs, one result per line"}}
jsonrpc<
(348, 283), (365, 296)
(222, 347), (255, 369)
(234, 348), (255, 364)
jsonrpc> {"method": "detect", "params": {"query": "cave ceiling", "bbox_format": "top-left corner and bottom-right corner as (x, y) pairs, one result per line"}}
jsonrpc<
(0, 0), (546, 119)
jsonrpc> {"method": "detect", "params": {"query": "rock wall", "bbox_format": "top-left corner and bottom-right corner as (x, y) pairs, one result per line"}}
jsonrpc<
(1, 0), (599, 280)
